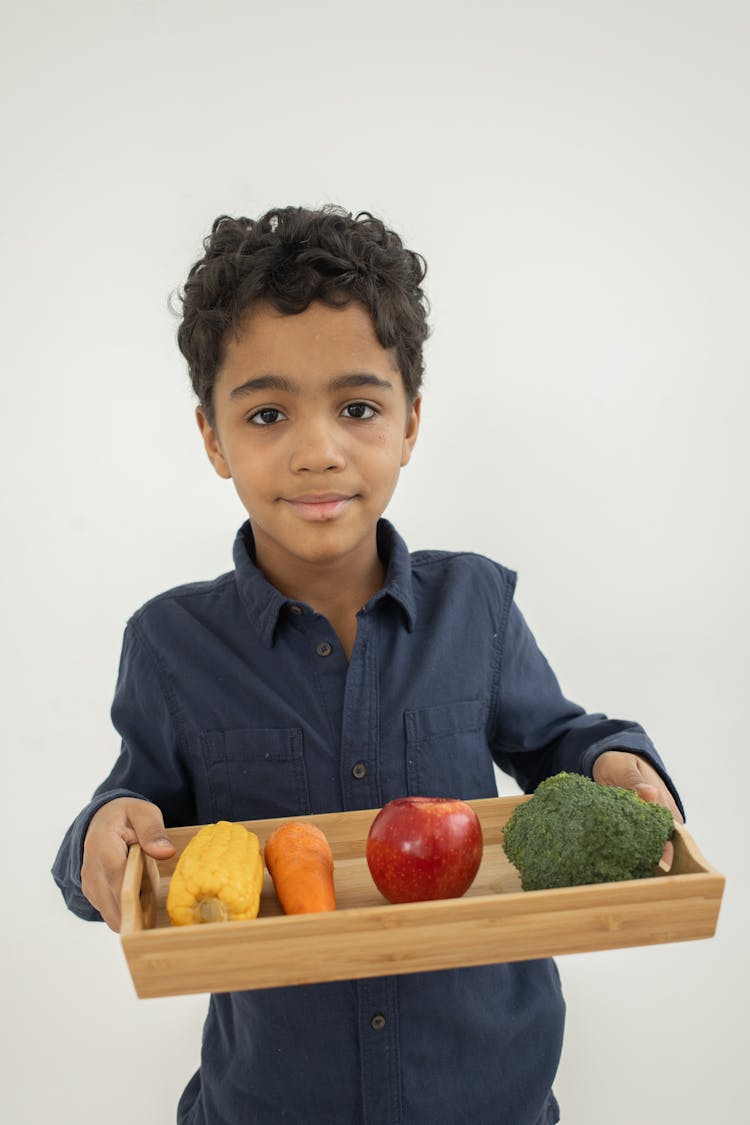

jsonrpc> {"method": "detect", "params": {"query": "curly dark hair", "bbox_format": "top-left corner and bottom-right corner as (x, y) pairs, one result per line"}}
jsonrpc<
(176, 205), (430, 424)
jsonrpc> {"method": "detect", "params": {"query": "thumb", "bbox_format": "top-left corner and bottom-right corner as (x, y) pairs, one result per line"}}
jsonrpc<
(128, 802), (176, 857)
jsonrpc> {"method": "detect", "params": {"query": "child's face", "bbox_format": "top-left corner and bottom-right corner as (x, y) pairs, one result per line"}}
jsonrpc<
(197, 300), (420, 582)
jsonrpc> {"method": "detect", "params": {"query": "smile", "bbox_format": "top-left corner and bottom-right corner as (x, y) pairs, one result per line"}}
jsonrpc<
(283, 495), (354, 522)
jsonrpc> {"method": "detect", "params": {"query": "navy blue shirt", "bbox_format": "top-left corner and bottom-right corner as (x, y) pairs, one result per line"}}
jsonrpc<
(53, 520), (681, 1125)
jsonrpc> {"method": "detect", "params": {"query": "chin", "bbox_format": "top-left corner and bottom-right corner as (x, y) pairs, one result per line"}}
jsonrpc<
(293, 528), (364, 564)
(249, 503), (382, 573)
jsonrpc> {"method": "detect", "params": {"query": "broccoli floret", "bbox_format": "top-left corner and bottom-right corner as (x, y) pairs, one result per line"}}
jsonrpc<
(502, 771), (675, 891)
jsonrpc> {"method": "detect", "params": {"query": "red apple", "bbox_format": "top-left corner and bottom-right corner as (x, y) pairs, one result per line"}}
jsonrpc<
(366, 797), (483, 903)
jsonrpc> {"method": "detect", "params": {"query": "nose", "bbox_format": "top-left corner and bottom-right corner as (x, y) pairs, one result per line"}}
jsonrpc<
(289, 415), (347, 473)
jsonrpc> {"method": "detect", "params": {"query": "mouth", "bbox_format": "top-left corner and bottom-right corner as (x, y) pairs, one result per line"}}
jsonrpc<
(282, 494), (355, 522)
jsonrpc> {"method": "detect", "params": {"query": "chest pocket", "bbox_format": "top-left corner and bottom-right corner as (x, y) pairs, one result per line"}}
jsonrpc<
(200, 727), (311, 822)
(404, 700), (497, 801)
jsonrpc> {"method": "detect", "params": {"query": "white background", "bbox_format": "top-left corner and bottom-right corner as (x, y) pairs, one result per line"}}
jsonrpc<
(3, 1), (747, 1121)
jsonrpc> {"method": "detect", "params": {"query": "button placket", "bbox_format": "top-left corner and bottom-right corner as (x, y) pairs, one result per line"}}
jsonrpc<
(357, 978), (402, 1124)
(340, 623), (381, 810)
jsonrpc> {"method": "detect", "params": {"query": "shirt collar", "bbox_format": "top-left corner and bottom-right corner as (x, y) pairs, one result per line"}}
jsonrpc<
(232, 518), (417, 647)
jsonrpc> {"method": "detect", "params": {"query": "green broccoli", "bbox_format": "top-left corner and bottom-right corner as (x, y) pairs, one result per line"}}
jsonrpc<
(502, 771), (675, 890)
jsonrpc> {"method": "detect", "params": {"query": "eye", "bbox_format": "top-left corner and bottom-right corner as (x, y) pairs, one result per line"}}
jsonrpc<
(248, 407), (286, 426)
(342, 401), (378, 420)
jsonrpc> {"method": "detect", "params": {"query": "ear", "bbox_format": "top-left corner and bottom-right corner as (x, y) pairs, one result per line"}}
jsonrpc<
(196, 407), (232, 480)
(400, 395), (421, 467)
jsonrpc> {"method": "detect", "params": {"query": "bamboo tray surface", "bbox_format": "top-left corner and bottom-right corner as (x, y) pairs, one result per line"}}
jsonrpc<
(120, 796), (724, 999)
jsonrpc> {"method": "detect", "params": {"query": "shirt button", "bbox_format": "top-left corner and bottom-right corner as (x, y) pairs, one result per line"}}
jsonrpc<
(352, 761), (367, 779)
(370, 1013), (386, 1030)
(289, 604), (304, 616)
(316, 641), (333, 657)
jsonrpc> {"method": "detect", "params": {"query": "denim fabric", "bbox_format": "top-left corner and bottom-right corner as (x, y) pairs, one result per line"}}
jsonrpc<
(53, 519), (680, 1123)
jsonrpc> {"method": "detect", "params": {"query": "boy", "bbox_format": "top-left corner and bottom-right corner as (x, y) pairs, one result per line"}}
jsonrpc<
(53, 205), (683, 1125)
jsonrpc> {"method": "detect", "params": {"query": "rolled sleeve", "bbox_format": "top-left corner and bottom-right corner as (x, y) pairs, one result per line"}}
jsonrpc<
(489, 600), (684, 817)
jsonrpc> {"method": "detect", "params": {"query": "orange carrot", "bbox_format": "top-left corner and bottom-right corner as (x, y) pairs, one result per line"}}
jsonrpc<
(264, 821), (336, 914)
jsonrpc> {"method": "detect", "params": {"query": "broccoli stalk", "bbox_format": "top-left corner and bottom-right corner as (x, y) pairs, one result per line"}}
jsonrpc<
(502, 771), (675, 890)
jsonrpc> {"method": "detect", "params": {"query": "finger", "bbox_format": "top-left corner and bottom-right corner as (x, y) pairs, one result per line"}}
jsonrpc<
(634, 781), (683, 824)
(593, 751), (683, 821)
(127, 802), (176, 857)
(82, 834), (129, 930)
(633, 784), (678, 872)
(634, 782), (659, 803)
(659, 839), (675, 872)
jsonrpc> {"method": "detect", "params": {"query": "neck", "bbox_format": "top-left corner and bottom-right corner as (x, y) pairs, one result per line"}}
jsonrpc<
(253, 530), (386, 658)
(280, 556), (385, 620)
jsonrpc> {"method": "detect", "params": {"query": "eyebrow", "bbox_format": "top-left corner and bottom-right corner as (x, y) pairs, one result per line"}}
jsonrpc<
(228, 372), (394, 399)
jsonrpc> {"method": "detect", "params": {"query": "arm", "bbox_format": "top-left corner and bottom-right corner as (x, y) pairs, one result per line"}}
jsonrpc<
(51, 617), (196, 928)
(488, 600), (685, 819)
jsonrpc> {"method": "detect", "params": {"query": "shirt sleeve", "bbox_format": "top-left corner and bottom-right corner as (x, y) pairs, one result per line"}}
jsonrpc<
(51, 617), (197, 921)
(488, 598), (685, 818)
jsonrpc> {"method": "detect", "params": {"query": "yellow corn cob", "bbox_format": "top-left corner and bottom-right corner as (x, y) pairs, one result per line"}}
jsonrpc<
(166, 820), (263, 925)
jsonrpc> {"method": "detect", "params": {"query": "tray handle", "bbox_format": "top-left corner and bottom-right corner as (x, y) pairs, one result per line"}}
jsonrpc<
(120, 844), (161, 934)
(669, 823), (718, 876)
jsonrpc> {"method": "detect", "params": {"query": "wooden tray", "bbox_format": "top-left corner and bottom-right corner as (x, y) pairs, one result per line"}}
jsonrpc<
(120, 796), (724, 999)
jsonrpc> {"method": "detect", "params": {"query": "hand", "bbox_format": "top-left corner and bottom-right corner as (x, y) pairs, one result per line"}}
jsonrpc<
(592, 750), (683, 869)
(81, 797), (175, 932)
